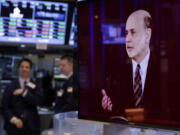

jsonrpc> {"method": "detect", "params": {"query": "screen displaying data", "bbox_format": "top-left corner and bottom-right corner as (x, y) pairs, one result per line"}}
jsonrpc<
(0, 0), (68, 45)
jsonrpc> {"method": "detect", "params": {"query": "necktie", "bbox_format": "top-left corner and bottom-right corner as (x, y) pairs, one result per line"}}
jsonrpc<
(24, 81), (27, 89)
(134, 64), (143, 108)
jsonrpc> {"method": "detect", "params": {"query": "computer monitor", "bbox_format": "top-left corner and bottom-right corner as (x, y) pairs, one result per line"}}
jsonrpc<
(68, 6), (77, 47)
(0, 0), (70, 46)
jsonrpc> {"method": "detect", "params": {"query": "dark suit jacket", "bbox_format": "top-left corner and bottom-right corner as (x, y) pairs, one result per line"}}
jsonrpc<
(55, 74), (78, 113)
(107, 52), (162, 119)
(2, 79), (42, 131)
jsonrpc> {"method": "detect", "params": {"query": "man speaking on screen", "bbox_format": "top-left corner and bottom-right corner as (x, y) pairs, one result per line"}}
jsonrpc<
(101, 9), (162, 120)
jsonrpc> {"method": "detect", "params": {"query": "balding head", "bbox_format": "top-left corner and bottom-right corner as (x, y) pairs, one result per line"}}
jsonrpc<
(128, 9), (152, 29)
(125, 10), (152, 63)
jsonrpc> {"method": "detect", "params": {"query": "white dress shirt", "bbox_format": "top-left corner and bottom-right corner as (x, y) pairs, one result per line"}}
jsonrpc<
(67, 72), (73, 79)
(19, 77), (30, 89)
(132, 49), (150, 94)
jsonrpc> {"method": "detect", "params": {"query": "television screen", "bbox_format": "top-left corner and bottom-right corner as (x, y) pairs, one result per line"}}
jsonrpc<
(69, 6), (77, 47)
(78, 0), (180, 129)
(0, 0), (69, 45)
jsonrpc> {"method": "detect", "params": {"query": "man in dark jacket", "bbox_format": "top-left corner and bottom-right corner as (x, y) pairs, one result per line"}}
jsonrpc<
(101, 10), (162, 120)
(54, 54), (78, 113)
(2, 58), (42, 135)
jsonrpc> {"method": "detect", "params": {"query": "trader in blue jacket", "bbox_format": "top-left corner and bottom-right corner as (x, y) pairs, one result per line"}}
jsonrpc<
(2, 58), (42, 135)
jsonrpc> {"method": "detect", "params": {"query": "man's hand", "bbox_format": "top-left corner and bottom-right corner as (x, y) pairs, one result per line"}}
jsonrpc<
(13, 88), (24, 96)
(101, 89), (113, 111)
(11, 118), (23, 128)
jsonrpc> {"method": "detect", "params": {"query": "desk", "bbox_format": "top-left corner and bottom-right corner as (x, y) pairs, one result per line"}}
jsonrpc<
(41, 129), (56, 135)
(41, 111), (180, 135)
